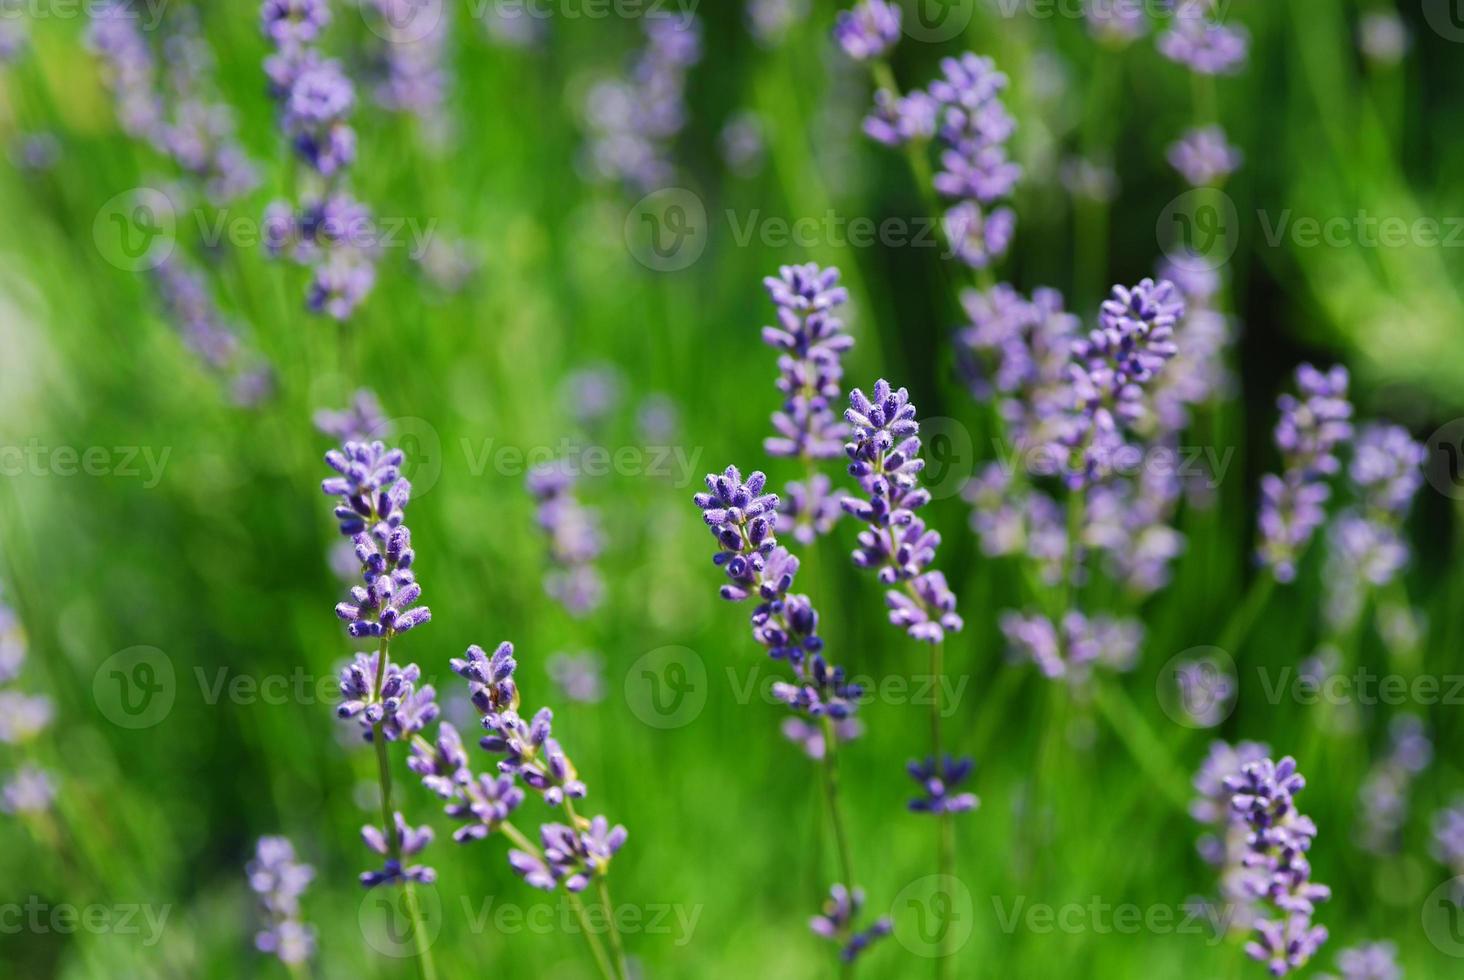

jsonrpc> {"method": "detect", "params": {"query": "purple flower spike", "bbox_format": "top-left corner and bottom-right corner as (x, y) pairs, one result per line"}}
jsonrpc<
(360, 812), (436, 887)
(527, 462), (605, 617)
(247, 836), (316, 966)
(1322, 941), (1402, 980)
(336, 651), (439, 742)
(761, 263), (854, 462)
(1223, 755), (1330, 975)
(863, 89), (938, 147)
(833, 1), (901, 62)
(451, 641), (520, 714)
(907, 755), (980, 814)
(1257, 365), (1353, 582)
(314, 389), (390, 443)
(809, 884), (893, 963)
(1158, 5), (1249, 76)
(840, 381), (964, 644)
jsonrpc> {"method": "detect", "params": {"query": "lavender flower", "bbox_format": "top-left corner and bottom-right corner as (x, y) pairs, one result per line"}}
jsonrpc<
(582, 16), (702, 191)
(841, 381), (964, 644)
(720, 111), (767, 177)
(694, 466), (861, 717)
(1085, 0), (1148, 46)
(546, 651), (607, 704)
(1000, 611), (1141, 683)
(780, 474), (842, 546)
(519, 816), (629, 893)
(781, 716), (862, 761)
(1257, 365), (1353, 583)
(561, 363), (625, 426)
(527, 462), (605, 617)
(907, 756), (980, 814)
(1158, 5), (1249, 75)
(810, 885), (893, 963)
(862, 89), (938, 147)
(1358, 12), (1409, 67)
(247, 836), (316, 965)
(1225, 756), (1330, 975)
(366, 0), (450, 130)
(1168, 125), (1242, 186)
(314, 389), (390, 443)
(0, 766), (55, 816)
(1356, 716), (1431, 855)
(337, 651), (439, 742)
(261, 0), (331, 46)
(0, 9), (27, 65)
(747, 0), (810, 47)
(963, 465), (1068, 586)
(361, 812), (436, 887)
(1432, 798), (1464, 873)
(1317, 942), (1402, 980)
(833, 1), (900, 61)
(761, 263), (853, 462)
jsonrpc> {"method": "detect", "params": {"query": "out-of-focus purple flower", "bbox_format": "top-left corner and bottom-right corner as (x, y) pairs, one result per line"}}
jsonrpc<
(582, 16), (702, 191)
(720, 110), (766, 177)
(761, 263), (854, 461)
(1191, 740), (1271, 933)
(1000, 610), (1142, 683)
(780, 474), (842, 546)
(747, 0), (810, 47)
(1085, 0), (1148, 46)
(0, 690), (54, 745)
(1059, 156), (1119, 203)
(527, 462), (605, 617)
(1317, 941), (1402, 980)
(561, 363), (625, 426)
(367, 0), (450, 129)
(841, 380), (964, 644)
(862, 88), (938, 147)
(315, 389), (390, 443)
(943, 201), (1016, 270)
(1224, 756), (1330, 975)
(1431, 798), (1464, 872)
(1167, 125), (1242, 186)
(0, 766), (56, 815)
(152, 257), (241, 371)
(1158, 5), (1249, 75)
(908, 755), (980, 814)
(360, 812), (436, 887)
(810, 884), (893, 963)
(963, 465), (1068, 586)
(261, 0), (331, 46)
(1350, 423), (1426, 516)
(636, 393), (680, 442)
(1257, 365), (1353, 583)
(0, 13), (27, 64)
(781, 716), (863, 761)
(514, 817), (627, 893)
(1358, 12), (1409, 67)
(546, 651), (606, 704)
(833, 1), (900, 61)
(247, 836), (316, 965)
(1356, 716), (1431, 855)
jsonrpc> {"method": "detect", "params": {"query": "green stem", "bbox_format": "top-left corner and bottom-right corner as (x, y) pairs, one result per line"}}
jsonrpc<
(1217, 574), (1276, 657)
(596, 876), (631, 980)
(568, 892), (618, 980)
(563, 798), (627, 980)
(930, 640), (954, 980)
(819, 716), (857, 894)
(1090, 679), (1191, 812)
(402, 883), (438, 980)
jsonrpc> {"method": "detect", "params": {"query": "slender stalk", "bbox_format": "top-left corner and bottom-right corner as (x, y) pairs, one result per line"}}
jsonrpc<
(930, 639), (955, 980)
(285, 960), (311, 980)
(1216, 573), (1276, 658)
(819, 716), (857, 893)
(1090, 679), (1191, 812)
(502, 819), (616, 979)
(596, 877), (630, 980)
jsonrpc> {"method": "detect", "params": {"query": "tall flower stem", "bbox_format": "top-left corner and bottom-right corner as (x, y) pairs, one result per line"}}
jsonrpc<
(369, 637), (437, 980)
(564, 798), (630, 980)
(1216, 573), (1275, 658)
(930, 639), (955, 980)
(817, 716), (858, 980)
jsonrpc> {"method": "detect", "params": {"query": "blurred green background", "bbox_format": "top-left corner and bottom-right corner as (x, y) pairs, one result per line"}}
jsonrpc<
(1, 0), (1463, 977)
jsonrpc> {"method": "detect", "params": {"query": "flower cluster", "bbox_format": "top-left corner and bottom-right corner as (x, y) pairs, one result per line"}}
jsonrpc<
(840, 380), (964, 644)
(963, 463), (1068, 586)
(87, 7), (259, 204)
(1158, 2), (1249, 76)
(1355, 716), (1432, 855)
(907, 755), (979, 814)
(999, 610), (1142, 685)
(0, 585), (55, 817)
(761, 263), (854, 461)
(747, 0), (810, 48)
(322, 440), (431, 638)
(810, 884), (893, 964)
(1167, 125), (1242, 187)
(152, 257), (273, 407)
(361, 812), (436, 886)
(1062, 278), (1183, 487)
(781, 716), (862, 761)
(1315, 942), (1403, 980)
(0, 5), (27, 65)
(695, 466), (863, 718)
(1225, 756), (1330, 975)
(1191, 740), (1271, 937)
(260, 0), (378, 319)
(337, 650), (439, 742)
(247, 836), (316, 966)
(410, 641), (627, 893)
(364, 0), (450, 132)
(1430, 798), (1464, 875)
(526, 462), (606, 617)
(582, 15), (703, 191)
(833, 1), (900, 62)
(1256, 364), (1354, 583)
(315, 388), (390, 443)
